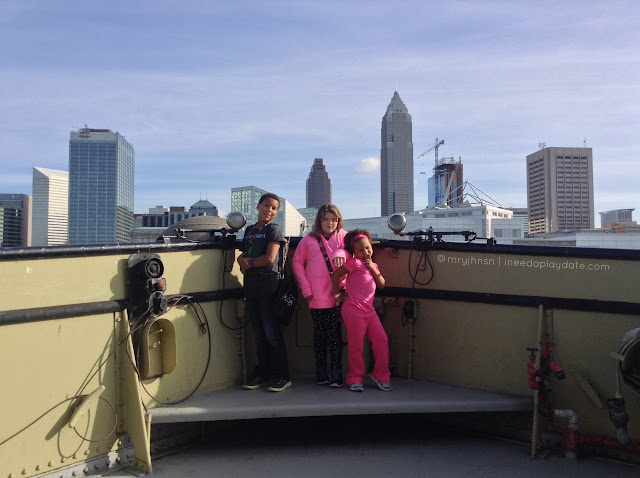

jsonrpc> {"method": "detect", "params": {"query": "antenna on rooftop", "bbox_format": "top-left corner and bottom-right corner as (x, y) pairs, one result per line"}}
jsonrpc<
(539, 142), (546, 150)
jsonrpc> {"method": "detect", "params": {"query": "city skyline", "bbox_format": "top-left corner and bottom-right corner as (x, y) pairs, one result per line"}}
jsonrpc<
(1, 2), (638, 227)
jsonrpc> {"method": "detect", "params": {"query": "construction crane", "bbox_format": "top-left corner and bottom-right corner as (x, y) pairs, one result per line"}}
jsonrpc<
(416, 138), (445, 161)
(416, 138), (445, 205)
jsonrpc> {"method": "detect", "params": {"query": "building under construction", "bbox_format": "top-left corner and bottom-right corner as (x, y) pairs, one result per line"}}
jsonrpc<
(428, 157), (464, 208)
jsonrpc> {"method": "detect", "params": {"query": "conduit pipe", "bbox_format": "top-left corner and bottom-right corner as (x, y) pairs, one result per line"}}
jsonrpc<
(408, 317), (414, 380)
(553, 409), (640, 458)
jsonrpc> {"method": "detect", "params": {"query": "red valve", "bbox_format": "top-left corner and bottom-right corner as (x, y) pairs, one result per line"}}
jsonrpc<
(527, 347), (539, 390)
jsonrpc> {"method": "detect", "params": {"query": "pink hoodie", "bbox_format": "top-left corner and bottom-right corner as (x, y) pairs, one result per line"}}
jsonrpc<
(292, 230), (347, 309)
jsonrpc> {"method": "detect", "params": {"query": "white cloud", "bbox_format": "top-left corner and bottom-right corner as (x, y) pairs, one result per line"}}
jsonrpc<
(357, 157), (380, 173)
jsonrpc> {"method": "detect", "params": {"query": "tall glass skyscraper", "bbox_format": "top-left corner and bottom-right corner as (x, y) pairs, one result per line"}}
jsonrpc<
(68, 127), (135, 245)
(380, 91), (413, 216)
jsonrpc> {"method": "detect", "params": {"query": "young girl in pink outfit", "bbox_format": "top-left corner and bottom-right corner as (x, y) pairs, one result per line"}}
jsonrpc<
(292, 204), (347, 387)
(331, 229), (392, 392)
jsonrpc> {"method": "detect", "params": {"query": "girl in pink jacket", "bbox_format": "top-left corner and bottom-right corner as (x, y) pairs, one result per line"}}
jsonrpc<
(292, 204), (347, 387)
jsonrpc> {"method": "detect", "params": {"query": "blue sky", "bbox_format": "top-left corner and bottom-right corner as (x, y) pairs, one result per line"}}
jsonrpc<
(1, 1), (638, 225)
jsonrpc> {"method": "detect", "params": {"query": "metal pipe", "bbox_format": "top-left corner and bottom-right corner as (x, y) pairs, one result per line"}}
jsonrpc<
(531, 304), (545, 457)
(408, 317), (414, 380)
(0, 289), (243, 326)
(554, 409), (640, 456)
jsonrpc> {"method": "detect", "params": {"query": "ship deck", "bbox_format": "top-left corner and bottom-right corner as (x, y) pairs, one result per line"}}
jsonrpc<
(150, 377), (533, 423)
(103, 378), (639, 478)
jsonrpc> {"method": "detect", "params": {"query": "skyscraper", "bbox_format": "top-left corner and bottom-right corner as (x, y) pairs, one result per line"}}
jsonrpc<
(0, 193), (31, 247)
(526, 146), (594, 234)
(381, 91), (413, 216)
(32, 167), (69, 246)
(306, 158), (332, 208)
(68, 127), (135, 245)
(428, 158), (464, 208)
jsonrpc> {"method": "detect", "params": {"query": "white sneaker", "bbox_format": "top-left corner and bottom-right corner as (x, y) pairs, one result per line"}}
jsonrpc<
(349, 382), (364, 392)
(370, 374), (393, 391)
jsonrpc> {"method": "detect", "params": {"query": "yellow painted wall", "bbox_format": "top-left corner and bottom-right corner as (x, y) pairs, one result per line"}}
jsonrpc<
(1, 242), (639, 476)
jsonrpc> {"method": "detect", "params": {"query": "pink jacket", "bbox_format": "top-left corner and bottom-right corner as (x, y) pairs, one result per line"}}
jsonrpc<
(292, 230), (347, 309)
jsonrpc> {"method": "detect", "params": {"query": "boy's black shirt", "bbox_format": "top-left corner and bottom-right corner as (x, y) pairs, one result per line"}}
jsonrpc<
(242, 222), (285, 275)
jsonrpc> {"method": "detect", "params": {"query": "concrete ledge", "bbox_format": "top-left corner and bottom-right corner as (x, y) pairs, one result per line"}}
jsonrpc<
(151, 378), (533, 424)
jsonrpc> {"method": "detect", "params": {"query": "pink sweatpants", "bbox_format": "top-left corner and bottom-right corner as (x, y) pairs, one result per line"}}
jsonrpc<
(342, 302), (391, 385)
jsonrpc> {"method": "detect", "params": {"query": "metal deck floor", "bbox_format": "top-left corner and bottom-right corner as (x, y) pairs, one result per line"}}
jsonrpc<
(107, 413), (640, 478)
(151, 378), (533, 424)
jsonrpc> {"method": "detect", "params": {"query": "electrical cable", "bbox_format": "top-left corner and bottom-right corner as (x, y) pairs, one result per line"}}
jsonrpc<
(407, 240), (434, 286)
(0, 319), (142, 448)
(132, 298), (212, 406)
(1, 243), (244, 448)
(71, 395), (118, 443)
(401, 239), (436, 327)
(217, 247), (248, 331)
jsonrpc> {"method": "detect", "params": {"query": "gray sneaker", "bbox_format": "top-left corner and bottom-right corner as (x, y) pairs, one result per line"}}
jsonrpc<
(349, 382), (364, 392)
(370, 374), (393, 392)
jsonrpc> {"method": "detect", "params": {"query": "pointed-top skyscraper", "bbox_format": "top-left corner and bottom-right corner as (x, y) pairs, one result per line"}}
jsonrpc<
(306, 158), (332, 208)
(380, 91), (413, 216)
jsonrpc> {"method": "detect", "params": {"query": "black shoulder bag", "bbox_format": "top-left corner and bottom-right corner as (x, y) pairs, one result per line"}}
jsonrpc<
(272, 239), (298, 325)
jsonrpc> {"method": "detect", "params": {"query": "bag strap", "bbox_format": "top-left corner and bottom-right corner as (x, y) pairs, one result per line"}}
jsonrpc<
(278, 238), (290, 279)
(316, 237), (333, 274)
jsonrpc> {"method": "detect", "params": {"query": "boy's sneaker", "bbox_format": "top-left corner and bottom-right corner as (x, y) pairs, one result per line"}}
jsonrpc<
(267, 378), (292, 392)
(242, 377), (265, 390)
(370, 374), (393, 392)
(349, 382), (364, 392)
(316, 376), (329, 385)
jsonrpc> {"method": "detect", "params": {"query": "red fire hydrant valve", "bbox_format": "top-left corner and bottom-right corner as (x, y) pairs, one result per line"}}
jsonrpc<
(527, 347), (539, 390)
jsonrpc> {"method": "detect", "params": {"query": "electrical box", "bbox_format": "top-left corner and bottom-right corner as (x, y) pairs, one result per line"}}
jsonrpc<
(139, 318), (176, 380)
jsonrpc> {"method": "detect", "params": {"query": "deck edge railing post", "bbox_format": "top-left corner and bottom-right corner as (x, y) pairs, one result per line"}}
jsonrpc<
(115, 310), (153, 474)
